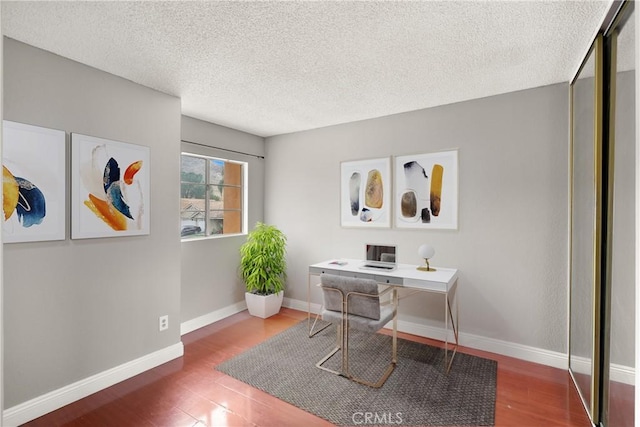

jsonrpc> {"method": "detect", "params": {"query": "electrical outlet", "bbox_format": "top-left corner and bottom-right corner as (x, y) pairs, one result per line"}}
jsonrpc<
(159, 315), (169, 331)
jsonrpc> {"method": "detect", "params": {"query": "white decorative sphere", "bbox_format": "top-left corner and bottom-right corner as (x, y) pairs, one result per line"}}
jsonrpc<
(418, 244), (435, 259)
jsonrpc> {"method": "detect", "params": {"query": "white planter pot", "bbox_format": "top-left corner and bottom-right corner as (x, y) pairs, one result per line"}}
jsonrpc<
(245, 290), (284, 318)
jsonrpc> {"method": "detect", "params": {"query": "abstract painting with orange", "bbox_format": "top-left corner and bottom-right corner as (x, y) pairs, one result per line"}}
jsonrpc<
(2, 120), (66, 243)
(72, 133), (150, 239)
(394, 150), (458, 230)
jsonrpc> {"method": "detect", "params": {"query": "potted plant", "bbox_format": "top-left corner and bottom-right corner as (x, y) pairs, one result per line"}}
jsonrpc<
(239, 222), (287, 318)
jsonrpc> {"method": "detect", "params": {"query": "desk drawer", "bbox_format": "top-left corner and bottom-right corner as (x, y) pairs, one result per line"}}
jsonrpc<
(309, 266), (340, 275)
(339, 271), (371, 279)
(374, 275), (403, 285)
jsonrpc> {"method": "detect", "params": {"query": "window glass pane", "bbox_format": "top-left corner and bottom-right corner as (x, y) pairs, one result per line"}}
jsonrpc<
(180, 187), (205, 238)
(207, 208), (226, 235)
(207, 216), (224, 235)
(223, 210), (242, 234)
(182, 182), (207, 199)
(224, 161), (243, 186)
(208, 184), (223, 202)
(223, 186), (242, 210)
(181, 156), (206, 183)
(209, 159), (224, 186)
(209, 210), (242, 235)
(208, 184), (242, 207)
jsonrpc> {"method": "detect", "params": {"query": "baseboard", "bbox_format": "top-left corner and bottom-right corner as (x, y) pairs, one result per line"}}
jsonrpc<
(390, 318), (569, 370)
(283, 298), (636, 384)
(610, 362), (636, 386)
(570, 355), (635, 386)
(3, 342), (184, 427)
(283, 296), (322, 315)
(180, 301), (248, 335)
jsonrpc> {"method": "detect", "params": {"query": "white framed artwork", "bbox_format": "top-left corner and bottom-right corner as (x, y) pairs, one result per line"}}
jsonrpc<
(340, 157), (391, 228)
(71, 133), (150, 239)
(2, 120), (66, 243)
(394, 150), (458, 230)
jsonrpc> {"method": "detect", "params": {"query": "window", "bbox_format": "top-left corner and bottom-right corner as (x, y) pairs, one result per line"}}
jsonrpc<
(180, 153), (246, 239)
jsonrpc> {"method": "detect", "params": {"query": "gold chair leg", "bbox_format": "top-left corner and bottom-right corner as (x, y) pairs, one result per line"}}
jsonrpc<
(343, 313), (398, 388)
(349, 362), (396, 389)
(316, 346), (342, 375)
(316, 325), (343, 376)
(316, 287), (399, 388)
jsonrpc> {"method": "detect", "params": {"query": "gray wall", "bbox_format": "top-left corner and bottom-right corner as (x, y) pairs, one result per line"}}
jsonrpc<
(265, 83), (570, 353)
(180, 116), (265, 323)
(3, 38), (182, 407)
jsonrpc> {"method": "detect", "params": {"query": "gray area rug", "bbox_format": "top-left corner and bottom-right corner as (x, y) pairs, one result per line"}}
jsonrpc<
(216, 320), (496, 426)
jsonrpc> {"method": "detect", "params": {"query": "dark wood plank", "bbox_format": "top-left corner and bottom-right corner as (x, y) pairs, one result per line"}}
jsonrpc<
(21, 307), (599, 427)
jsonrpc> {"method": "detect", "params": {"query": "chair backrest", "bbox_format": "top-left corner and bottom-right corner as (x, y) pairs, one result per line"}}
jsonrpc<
(320, 274), (381, 320)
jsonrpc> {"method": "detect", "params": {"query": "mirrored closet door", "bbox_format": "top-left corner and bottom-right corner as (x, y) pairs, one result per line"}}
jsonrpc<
(569, 1), (635, 426)
(569, 33), (602, 420)
(603, 3), (635, 426)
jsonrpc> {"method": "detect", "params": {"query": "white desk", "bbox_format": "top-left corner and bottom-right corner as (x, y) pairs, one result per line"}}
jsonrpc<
(308, 259), (459, 372)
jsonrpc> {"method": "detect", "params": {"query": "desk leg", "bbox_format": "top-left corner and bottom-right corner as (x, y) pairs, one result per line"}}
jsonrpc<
(444, 279), (459, 373)
(308, 273), (330, 337)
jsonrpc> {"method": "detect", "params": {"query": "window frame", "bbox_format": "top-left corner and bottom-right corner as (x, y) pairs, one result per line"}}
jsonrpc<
(180, 151), (248, 240)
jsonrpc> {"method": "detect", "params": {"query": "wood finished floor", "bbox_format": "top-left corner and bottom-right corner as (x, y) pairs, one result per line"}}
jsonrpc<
(23, 308), (595, 427)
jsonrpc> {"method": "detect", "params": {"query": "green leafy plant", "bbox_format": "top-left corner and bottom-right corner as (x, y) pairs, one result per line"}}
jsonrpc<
(239, 222), (287, 295)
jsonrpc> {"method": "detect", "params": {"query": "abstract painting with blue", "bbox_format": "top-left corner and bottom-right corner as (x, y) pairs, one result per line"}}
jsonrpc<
(71, 133), (150, 239)
(2, 120), (66, 243)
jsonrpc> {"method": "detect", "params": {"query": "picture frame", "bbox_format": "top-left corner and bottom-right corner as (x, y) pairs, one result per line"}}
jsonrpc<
(340, 157), (391, 228)
(2, 120), (66, 243)
(394, 149), (458, 230)
(71, 133), (150, 239)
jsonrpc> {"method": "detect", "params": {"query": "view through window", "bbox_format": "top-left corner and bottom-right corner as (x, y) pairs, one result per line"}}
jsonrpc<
(180, 153), (246, 239)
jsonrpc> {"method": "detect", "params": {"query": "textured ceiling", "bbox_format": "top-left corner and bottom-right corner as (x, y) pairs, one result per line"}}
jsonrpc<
(2, 1), (615, 137)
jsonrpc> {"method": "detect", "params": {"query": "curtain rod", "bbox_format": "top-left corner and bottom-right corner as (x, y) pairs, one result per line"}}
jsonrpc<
(181, 139), (265, 160)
